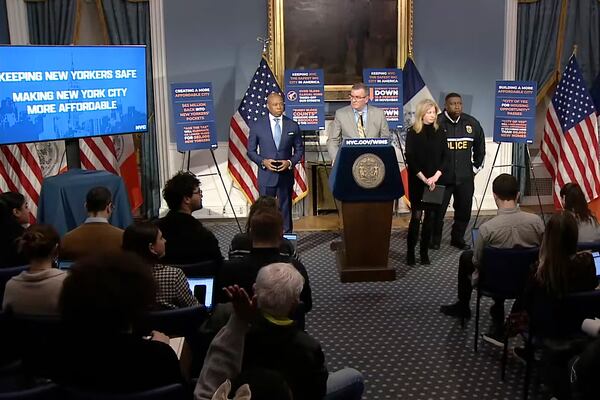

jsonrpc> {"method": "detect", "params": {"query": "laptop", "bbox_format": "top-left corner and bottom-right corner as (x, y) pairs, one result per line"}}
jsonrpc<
(592, 252), (600, 277)
(187, 277), (215, 310)
(58, 260), (74, 270)
(283, 233), (297, 249)
(471, 228), (480, 245)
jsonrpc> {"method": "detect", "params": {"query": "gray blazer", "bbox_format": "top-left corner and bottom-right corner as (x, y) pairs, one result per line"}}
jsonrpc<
(326, 104), (391, 162)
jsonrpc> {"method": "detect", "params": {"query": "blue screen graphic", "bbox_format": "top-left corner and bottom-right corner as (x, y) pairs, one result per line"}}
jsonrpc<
(0, 45), (147, 145)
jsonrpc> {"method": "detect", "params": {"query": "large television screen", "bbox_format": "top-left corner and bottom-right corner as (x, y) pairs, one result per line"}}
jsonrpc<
(0, 45), (147, 145)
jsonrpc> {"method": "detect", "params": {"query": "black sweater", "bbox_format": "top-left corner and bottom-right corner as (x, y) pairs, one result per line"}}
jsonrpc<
(405, 123), (448, 205)
(157, 211), (223, 265)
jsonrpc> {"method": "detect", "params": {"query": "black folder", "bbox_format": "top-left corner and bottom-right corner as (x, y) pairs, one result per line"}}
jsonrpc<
(422, 184), (445, 205)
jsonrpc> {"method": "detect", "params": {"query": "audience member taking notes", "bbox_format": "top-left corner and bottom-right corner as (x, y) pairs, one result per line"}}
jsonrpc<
(123, 221), (199, 310)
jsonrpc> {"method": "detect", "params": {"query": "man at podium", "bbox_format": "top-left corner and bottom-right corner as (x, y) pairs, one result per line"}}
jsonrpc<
(326, 82), (391, 162)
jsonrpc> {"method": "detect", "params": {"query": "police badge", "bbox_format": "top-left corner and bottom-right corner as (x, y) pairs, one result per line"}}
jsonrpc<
(466, 125), (473, 134)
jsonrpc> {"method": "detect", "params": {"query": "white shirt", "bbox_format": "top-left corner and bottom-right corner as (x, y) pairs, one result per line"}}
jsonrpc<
(84, 216), (109, 224)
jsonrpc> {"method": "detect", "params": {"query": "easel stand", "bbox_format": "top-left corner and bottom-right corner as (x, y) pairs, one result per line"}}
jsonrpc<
(472, 142), (545, 229)
(182, 149), (242, 233)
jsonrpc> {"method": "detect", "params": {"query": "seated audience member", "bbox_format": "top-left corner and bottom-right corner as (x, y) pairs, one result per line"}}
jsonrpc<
(60, 186), (123, 261)
(560, 182), (600, 243)
(229, 195), (296, 259)
(0, 192), (29, 267)
(2, 224), (66, 315)
(123, 221), (199, 310)
(194, 285), (292, 400)
(216, 208), (311, 314)
(243, 263), (364, 400)
(157, 171), (223, 265)
(53, 252), (182, 393)
(533, 211), (597, 298)
(439, 174), (545, 338)
(512, 211), (599, 398)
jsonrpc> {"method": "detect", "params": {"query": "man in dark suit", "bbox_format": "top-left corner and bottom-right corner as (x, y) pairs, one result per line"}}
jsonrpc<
(247, 92), (304, 233)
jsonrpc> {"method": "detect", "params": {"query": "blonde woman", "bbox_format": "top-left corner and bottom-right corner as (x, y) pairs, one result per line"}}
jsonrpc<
(405, 99), (448, 265)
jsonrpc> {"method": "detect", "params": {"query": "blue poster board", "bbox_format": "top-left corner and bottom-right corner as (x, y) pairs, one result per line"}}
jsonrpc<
(493, 81), (537, 143)
(171, 82), (217, 151)
(284, 69), (325, 130)
(363, 69), (403, 129)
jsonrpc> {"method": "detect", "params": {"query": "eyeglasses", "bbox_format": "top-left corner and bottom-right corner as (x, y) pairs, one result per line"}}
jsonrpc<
(349, 95), (368, 100)
(192, 189), (202, 195)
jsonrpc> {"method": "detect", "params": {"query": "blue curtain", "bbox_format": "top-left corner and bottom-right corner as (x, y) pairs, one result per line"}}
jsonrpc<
(0, 0), (9, 44)
(513, 0), (562, 194)
(26, 0), (76, 45)
(101, 0), (160, 218)
(561, 0), (600, 86)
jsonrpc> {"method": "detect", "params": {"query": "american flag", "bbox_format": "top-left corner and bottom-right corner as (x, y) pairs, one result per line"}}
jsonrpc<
(228, 58), (307, 204)
(80, 135), (143, 211)
(541, 55), (600, 208)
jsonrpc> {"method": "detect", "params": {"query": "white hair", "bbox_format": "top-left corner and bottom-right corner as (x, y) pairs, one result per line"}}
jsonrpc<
(255, 262), (304, 317)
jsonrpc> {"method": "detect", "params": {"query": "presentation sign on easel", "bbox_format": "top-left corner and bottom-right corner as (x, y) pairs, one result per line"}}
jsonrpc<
(284, 69), (325, 130)
(493, 81), (537, 143)
(171, 82), (217, 151)
(363, 68), (403, 129)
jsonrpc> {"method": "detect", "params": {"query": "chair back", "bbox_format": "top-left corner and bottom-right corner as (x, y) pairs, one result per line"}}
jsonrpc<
(173, 260), (218, 278)
(10, 314), (63, 378)
(0, 382), (60, 399)
(0, 265), (28, 301)
(577, 242), (600, 252)
(479, 246), (539, 299)
(531, 289), (600, 339)
(134, 305), (207, 337)
(64, 383), (187, 400)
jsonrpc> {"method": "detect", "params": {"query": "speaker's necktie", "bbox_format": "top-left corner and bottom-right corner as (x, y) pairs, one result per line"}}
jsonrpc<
(274, 118), (282, 150)
(357, 112), (366, 138)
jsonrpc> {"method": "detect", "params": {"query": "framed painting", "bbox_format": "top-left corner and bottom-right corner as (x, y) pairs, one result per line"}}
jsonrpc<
(267, 0), (413, 100)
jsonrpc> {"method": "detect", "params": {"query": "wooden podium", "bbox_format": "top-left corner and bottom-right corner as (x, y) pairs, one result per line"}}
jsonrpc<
(329, 138), (404, 282)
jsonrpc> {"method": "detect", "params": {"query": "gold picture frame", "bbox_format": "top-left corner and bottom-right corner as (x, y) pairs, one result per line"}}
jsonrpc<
(267, 0), (413, 100)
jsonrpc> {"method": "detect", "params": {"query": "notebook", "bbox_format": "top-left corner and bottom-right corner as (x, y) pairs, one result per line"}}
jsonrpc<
(421, 184), (445, 205)
(187, 277), (214, 309)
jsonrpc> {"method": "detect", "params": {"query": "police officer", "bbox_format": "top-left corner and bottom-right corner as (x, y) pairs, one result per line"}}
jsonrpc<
(430, 93), (485, 250)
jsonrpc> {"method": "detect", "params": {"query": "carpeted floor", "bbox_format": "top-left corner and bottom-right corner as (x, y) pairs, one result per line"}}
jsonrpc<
(209, 219), (538, 400)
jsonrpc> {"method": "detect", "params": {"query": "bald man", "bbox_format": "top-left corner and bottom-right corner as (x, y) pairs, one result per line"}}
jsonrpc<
(247, 93), (304, 232)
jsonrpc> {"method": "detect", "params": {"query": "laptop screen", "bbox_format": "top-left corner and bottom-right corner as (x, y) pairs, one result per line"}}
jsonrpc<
(187, 277), (214, 309)
(283, 233), (297, 248)
(592, 252), (600, 276)
(58, 260), (74, 270)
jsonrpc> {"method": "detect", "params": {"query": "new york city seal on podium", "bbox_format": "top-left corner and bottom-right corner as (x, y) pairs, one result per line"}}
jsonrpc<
(352, 153), (385, 189)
